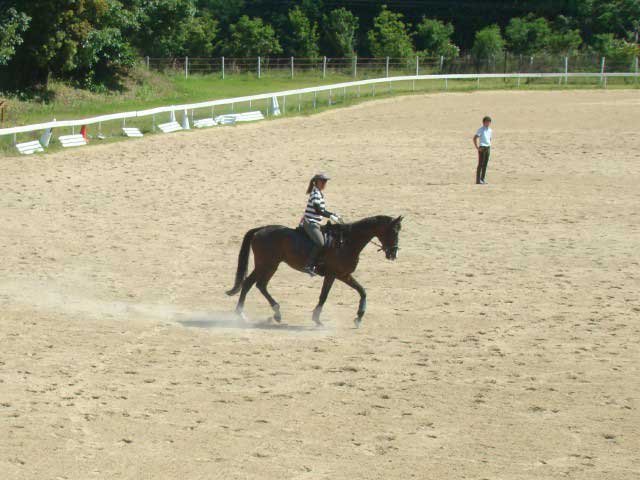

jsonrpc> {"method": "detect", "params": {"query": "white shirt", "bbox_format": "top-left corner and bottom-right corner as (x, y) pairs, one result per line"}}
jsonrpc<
(476, 126), (492, 147)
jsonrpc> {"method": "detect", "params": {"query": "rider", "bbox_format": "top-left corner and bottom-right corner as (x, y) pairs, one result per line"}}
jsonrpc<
(301, 173), (342, 276)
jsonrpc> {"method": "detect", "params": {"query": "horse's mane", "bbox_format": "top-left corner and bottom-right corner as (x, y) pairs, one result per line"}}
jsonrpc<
(326, 215), (393, 237)
(348, 215), (394, 228)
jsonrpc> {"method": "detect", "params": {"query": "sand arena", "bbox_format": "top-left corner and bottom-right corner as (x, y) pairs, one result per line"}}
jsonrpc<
(1, 90), (639, 479)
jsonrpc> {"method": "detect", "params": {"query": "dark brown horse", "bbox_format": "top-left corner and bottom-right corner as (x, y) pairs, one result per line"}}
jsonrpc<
(226, 215), (403, 327)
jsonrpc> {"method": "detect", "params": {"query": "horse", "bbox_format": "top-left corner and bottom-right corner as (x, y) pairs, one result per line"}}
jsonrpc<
(226, 215), (403, 328)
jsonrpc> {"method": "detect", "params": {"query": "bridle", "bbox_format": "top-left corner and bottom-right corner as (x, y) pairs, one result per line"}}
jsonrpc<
(370, 239), (400, 257)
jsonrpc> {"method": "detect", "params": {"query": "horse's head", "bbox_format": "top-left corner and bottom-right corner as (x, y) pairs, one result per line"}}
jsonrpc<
(378, 216), (403, 260)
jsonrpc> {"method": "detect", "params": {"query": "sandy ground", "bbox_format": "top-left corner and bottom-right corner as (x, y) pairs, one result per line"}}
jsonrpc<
(1, 90), (639, 479)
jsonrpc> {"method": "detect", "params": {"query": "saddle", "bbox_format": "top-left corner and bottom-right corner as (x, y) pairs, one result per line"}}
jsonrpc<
(297, 222), (347, 249)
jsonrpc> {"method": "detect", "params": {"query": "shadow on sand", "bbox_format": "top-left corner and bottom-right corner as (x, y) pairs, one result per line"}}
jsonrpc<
(176, 312), (324, 332)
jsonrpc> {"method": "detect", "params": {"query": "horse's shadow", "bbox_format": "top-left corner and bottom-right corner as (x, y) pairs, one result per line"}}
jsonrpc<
(176, 312), (323, 332)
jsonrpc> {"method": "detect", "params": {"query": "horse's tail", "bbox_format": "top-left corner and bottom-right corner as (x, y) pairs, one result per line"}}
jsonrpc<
(226, 227), (263, 296)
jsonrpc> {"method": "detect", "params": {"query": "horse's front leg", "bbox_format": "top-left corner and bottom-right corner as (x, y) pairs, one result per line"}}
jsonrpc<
(312, 275), (335, 326)
(340, 275), (367, 328)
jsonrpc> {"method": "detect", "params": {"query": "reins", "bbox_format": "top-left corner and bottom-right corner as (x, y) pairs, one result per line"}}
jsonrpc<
(370, 239), (400, 253)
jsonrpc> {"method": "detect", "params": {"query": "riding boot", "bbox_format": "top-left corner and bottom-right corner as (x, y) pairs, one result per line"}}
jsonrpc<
(304, 245), (322, 276)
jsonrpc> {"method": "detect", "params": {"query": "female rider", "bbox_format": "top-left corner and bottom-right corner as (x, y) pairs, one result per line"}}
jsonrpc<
(301, 173), (342, 276)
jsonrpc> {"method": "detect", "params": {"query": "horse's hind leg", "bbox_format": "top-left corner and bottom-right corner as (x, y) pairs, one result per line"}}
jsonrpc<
(235, 270), (257, 320)
(312, 275), (335, 326)
(256, 266), (281, 323)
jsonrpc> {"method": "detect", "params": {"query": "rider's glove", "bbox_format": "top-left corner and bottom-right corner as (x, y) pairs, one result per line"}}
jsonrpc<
(330, 214), (341, 223)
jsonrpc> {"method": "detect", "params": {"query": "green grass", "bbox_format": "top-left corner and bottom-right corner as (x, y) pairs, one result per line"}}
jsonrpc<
(1, 67), (638, 156)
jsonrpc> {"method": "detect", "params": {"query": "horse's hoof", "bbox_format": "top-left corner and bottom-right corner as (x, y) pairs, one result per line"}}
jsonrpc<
(236, 312), (248, 323)
(271, 305), (282, 323)
(354, 317), (363, 329)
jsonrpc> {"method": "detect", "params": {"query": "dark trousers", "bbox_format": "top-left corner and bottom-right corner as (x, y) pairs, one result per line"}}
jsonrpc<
(476, 146), (490, 183)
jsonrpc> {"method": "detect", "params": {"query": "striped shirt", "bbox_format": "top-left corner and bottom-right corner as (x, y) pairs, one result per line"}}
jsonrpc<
(303, 186), (326, 224)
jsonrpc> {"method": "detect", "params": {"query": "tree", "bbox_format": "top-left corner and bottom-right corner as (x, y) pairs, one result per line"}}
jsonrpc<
(224, 15), (282, 57)
(322, 8), (358, 57)
(0, 8), (30, 66)
(283, 7), (319, 57)
(9, 0), (92, 85)
(197, 0), (244, 27)
(546, 17), (583, 55)
(593, 0), (640, 41)
(505, 14), (551, 56)
(136, 0), (218, 57)
(73, 0), (138, 89)
(414, 18), (460, 58)
(591, 33), (640, 67)
(471, 25), (505, 62)
(367, 5), (414, 58)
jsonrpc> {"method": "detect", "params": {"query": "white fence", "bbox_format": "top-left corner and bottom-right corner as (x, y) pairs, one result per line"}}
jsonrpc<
(1, 72), (638, 145)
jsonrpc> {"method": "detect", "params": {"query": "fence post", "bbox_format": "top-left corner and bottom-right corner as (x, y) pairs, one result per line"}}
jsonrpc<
(146, 56), (150, 70)
(635, 57), (639, 84)
(385, 56), (389, 77)
(258, 56), (261, 79)
(291, 57), (294, 79)
(185, 57), (188, 79)
(564, 56), (569, 85)
(323, 56), (327, 79)
(222, 56), (225, 80)
(600, 56), (606, 87)
(353, 55), (357, 78)
(558, 56), (563, 85)
(283, 96), (286, 114)
(415, 55), (419, 76)
(440, 55), (444, 72)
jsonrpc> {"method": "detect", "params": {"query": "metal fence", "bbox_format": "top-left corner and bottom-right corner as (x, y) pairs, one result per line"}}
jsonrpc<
(146, 53), (639, 79)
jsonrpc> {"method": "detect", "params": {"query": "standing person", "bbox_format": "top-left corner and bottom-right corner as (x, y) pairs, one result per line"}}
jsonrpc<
(473, 116), (493, 185)
(301, 173), (342, 276)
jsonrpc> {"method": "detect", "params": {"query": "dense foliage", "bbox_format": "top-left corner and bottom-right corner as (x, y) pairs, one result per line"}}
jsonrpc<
(1, 0), (638, 90)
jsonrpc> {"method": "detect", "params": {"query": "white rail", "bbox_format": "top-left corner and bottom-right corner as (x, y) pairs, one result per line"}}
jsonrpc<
(1, 72), (638, 138)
